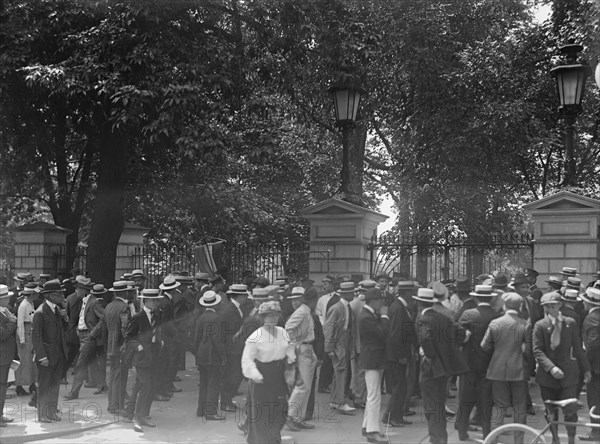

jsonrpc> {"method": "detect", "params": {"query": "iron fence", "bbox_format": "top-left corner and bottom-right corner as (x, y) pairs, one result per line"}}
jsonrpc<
(369, 233), (534, 285)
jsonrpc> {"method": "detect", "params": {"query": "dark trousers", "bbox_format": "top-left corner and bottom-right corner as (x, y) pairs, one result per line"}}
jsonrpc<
(420, 374), (449, 444)
(37, 361), (64, 420)
(455, 369), (493, 438)
(221, 353), (243, 405)
(167, 340), (183, 382)
(0, 363), (10, 416)
(305, 366), (317, 420)
(385, 361), (408, 422)
(319, 354), (333, 390)
(586, 372), (600, 437)
(63, 342), (79, 379)
(129, 366), (154, 420)
(70, 332), (103, 396)
(540, 385), (579, 443)
(197, 365), (223, 416)
(107, 355), (127, 412)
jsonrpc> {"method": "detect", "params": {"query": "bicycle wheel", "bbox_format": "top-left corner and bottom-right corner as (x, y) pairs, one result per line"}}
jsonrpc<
(482, 423), (548, 444)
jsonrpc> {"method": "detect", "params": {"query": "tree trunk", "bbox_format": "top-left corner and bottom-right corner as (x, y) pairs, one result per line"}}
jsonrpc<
(86, 132), (127, 286)
(349, 123), (367, 199)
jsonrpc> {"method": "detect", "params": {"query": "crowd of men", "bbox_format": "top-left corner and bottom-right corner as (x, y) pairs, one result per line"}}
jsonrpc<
(0, 266), (598, 444)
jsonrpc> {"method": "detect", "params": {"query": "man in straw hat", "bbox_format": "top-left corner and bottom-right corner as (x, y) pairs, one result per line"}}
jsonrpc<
(32, 280), (68, 423)
(578, 287), (600, 441)
(315, 274), (338, 395)
(123, 288), (164, 432)
(351, 280), (376, 411)
(481, 292), (533, 443)
(15, 283), (39, 397)
(455, 285), (502, 441)
(0, 285), (17, 427)
(414, 288), (468, 444)
(323, 281), (358, 415)
(157, 275), (183, 397)
(532, 291), (590, 444)
(358, 288), (390, 444)
(285, 286), (318, 430)
(194, 290), (226, 421)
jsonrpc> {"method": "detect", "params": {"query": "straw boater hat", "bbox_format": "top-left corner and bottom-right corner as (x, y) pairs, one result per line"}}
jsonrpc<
(546, 276), (562, 287)
(338, 282), (357, 293)
(565, 277), (582, 291)
(199, 290), (221, 307)
(122, 273), (133, 280)
(470, 284), (498, 298)
(561, 267), (578, 277)
(159, 275), (180, 291)
(90, 284), (108, 295)
(14, 272), (32, 282)
(194, 272), (211, 282)
(0, 285), (13, 298)
(75, 275), (93, 290)
(21, 282), (39, 296)
(139, 288), (163, 299)
(413, 288), (436, 303)
(229, 284), (249, 296)
(288, 286), (305, 299)
(562, 288), (580, 302)
(540, 292), (562, 306)
(39, 273), (51, 280)
(110, 280), (132, 292)
(251, 287), (271, 300)
(358, 280), (377, 291)
(131, 269), (146, 279)
(581, 287), (600, 306)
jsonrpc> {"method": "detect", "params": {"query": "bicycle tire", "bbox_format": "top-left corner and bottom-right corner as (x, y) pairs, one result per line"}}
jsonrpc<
(482, 423), (548, 444)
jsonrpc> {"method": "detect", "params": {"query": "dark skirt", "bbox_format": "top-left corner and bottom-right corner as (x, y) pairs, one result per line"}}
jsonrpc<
(246, 358), (288, 444)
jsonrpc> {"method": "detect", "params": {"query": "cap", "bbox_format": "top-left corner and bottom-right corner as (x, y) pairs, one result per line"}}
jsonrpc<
(540, 291), (562, 305)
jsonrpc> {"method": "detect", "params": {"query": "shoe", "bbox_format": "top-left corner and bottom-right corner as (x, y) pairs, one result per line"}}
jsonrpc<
(48, 415), (61, 422)
(398, 418), (412, 425)
(1, 416), (14, 423)
(140, 418), (155, 427)
(335, 403), (356, 415)
(296, 420), (315, 429)
(221, 403), (237, 412)
(38, 418), (53, 423)
(458, 432), (469, 441)
(93, 386), (107, 395)
(63, 393), (79, 401)
(354, 403), (366, 409)
(318, 388), (331, 394)
(174, 376), (182, 382)
(383, 419), (405, 427)
(237, 422), (247, 433)
(362, 428), (367, 437)
(205, 414), (225, 421)
(133, 419), (143, 433)
(29, 383), (37, 393)
(15, 385), (28, 396)
(527, 406), (536, 416)
(84, 382), (97, 388)
(168, 385), (182, 393)
(285, 418), (302, 431)
(578, 434), (600, 442)
(404, 410), (416, 416)
(154, 394), (170, 402)
(366, 432), (389, 444)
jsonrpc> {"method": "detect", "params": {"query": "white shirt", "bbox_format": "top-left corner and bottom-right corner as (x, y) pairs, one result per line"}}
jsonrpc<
(231, 298), (243, 319)
(78, 294), (91, 330)
(285, 304), (315, 344)
(241, 326), (295, 382)
(45, 300), (57, 311)
(17, 298), (35, 343)
(316, 292), (335, 325)
(340, 297), (351, 330)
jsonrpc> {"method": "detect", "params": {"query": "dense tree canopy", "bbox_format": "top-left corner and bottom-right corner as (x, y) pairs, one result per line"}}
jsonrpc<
(1, 0), (599, 283)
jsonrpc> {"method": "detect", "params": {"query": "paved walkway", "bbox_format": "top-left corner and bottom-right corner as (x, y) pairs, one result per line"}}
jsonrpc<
(0, 355), (565, 444)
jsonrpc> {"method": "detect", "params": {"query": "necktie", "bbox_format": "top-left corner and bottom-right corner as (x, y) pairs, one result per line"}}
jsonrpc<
(151, 313), (157, 343)
(550, 317), (562, 350)
(346, 305), (353, 332)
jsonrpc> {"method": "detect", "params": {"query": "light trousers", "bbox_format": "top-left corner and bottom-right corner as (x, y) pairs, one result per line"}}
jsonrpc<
(288, 344), (317, 420)
(362, 369), (383, 434)
(351, 357), (367, 404)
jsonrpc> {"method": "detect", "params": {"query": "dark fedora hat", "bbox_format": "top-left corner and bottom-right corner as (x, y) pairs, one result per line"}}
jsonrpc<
(512, 273), (529, 286)
(41, 279), (65, 294)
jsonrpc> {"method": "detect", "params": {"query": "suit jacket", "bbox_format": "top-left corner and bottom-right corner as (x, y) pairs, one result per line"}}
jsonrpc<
(220, 301), (245, 355)
(124, 309), (162, 368)
(312, 313), (325, 360)
(65, 291), (82, 344)
(386, 297), (416, 363)
(358, 306), (389, 369)
(560, 304), (581, 330)
(417, 308), (468, 379)
(533, 315), (590, 388)
(194, 309), (226, 366)
(104, 298), (129, 357)
(0, 308), (17, 366)
(458, 304), (501, 371)
(32, 303), (68, 366)
(350, 296), (365, 354)
(582, 309), (599, 374)
(78, 295), (105, 331)
(455, 298), (478, 321)
(481, 311), (532, 381)
(323, 299), (353, 359)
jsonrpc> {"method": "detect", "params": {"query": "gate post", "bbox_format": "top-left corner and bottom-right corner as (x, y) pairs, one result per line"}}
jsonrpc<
(115, 222), (149, 280)
(523, 191), (600, 284)
(301, 198), (388, 288)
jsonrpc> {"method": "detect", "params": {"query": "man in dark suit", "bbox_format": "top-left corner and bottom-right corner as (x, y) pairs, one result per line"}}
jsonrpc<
(0, 285), (17, 427)
(104, 281), (133, 414)
(63, 283), (106, 399)
(415, 288), (468, 444)
(123, 288), (164, 433)
(533, 292), (591, 444)
(358, 288), (390, 444)
(219, 283), (248, 411)
(64, 276), (93, 379)
(384, 281), (417, 427)
(455, 285), (502, 440)
(579, 287), (600, 441)
(315, 275), (338, 394)
(31, 280), (69, 422)
(195, 290), (226, 420)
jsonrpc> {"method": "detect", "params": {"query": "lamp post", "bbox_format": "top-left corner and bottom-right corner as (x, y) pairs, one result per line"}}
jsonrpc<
(550, 41), (591, 188)
(329, 84), (366, 205)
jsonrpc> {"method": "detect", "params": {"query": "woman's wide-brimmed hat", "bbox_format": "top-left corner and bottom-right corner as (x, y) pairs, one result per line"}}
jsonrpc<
(258, 301), (281, 315)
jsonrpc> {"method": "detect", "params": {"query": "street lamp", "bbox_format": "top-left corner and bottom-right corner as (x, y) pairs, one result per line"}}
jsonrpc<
(329, 84), (366, 205)
(550, 41), (591, 188)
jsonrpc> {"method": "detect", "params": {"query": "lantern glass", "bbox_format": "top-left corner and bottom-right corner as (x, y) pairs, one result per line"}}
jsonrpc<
(553, 65), (588, 107)
(332, 88), (363, 123)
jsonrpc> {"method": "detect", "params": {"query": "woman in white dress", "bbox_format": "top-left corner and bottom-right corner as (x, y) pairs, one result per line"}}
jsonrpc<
(242, 301), (295, 444)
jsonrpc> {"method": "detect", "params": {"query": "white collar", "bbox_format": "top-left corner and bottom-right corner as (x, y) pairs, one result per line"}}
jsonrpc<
(116, 296), (127, 304)
(143, 305), (152, 315)
(421, 307), (433, 316)
(340, 298), (350, 306)
(478, 302), (491, 306)
(46, 300), (57, 310)
(231, 298), (241, 308)
(590, 306), (600, 313)
(505, 309), (519, 315)
(364, 304), (375, 314)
